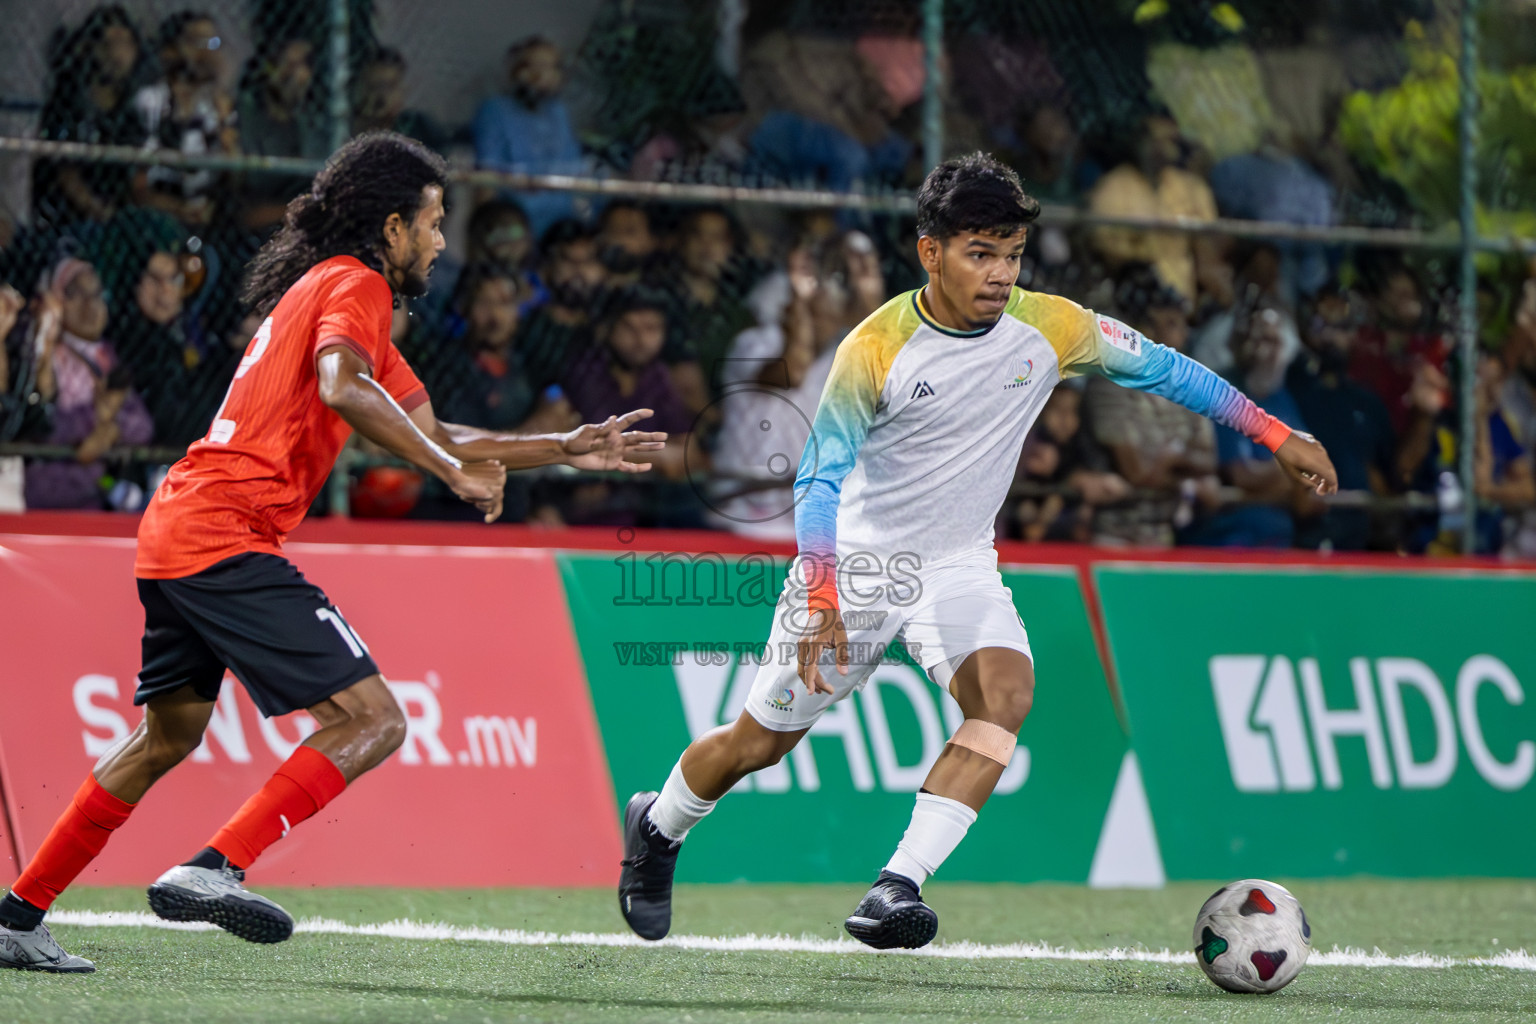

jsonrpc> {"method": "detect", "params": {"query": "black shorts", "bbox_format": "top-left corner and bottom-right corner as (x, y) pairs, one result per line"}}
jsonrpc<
(136, 552), (380, 717)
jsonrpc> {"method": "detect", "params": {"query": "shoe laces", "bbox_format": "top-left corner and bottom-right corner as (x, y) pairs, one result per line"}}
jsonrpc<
(871, 878), (919, 906)
(621, 827), (678, 892)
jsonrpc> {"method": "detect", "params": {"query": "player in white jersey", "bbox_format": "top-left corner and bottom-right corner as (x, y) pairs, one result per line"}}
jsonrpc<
(618, 153), (1338, 948)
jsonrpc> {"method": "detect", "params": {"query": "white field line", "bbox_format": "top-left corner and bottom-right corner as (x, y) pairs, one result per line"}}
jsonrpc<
(46, 910), (1536, 972)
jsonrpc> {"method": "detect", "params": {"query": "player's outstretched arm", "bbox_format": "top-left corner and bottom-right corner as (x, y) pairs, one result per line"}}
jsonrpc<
(413, 406), (668, 473)
(317, 346), (507, 521)
(1272, 431), (1338, 496)
(1073, 313), (1339, 495)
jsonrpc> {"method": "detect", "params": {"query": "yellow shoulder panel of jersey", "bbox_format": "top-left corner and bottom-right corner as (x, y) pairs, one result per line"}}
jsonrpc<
(834, 289), (924, 396)
(1004, 287), (1097, 371)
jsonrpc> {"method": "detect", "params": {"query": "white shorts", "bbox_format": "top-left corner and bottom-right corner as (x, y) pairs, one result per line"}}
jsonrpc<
(743, 559), (1033, 732)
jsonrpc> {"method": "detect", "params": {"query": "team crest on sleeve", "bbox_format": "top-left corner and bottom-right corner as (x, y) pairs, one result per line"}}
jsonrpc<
(1097, 316), (1144, 356)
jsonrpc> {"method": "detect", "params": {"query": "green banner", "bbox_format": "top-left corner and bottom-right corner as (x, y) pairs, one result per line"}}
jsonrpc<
(559, 552), (1127, 883)
(1096, 565), (1536, 879)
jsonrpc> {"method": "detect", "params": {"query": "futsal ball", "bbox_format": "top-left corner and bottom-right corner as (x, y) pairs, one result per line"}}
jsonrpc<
(1193, 879), (1311, 993)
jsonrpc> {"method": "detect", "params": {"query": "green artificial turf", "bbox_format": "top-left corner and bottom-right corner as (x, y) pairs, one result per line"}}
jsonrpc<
(1, 880), (1532, 1023)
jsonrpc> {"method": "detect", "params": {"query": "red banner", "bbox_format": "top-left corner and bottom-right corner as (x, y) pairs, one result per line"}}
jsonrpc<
(0, 783), (16, 879)
(0, 534), (620, 887)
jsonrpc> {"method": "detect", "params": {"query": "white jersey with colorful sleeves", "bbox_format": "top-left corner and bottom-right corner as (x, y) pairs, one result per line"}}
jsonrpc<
(792, 286), (1284, 576)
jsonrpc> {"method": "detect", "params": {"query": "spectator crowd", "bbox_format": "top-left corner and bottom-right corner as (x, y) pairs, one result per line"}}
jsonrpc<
(3, 2), (1535, 557)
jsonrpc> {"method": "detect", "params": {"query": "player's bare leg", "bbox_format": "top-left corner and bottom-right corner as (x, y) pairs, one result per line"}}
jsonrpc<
(294, 673), (410, 781)
(845, 647), (1033, 950)
(149, 675), (405, 943)
(918, 648), (1033, 810)
(0, 689), (215, 972)
(619, 715), (808, 939)
(94, 688), (221, 801)
(675, 714), (809, 801)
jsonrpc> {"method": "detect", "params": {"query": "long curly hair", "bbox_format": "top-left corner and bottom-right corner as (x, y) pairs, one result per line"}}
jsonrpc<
(242, 131), (448, 315)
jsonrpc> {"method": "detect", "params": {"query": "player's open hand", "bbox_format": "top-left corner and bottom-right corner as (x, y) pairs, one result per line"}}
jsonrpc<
(561, 409), (668, 473)
(796, 602), (849, 696)
(451, 459), (507, 523)
(1274, 431), (1338, 496)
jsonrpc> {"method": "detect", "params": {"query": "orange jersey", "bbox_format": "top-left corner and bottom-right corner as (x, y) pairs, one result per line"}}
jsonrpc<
(136, 256), (427, 578)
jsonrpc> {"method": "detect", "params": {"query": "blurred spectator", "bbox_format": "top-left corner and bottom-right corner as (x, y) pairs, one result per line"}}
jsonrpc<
(709, 231), (884, 538)
(1011, 386), (1130, 544)
(855, 28), (925, 115)
(740, 31), (890, 153)
(1008, 102), (1098, 295)
(749, 112), (909, 195)
(415, 264), (581, 524)
(629, 68), (752, 184)
(112, 243), (231, 447)
(1254, 30), (1353, 167)
(427, 263), (576, 435)
(0, 285), (57, 444)
(466, 200), (536, 279)
(739, 30), (909, 192)
(237, 35), (328, 233)
(515, 219), (607, 391)
(1472, 353), (1535, 555)
(1501, 275), (1536, 452)
(562, 288), (693, 454)
(558, 287), (700, 526)
(0, 208), (18, 280)
(659, 205), (757, 411)
(1187, 241), (1283, 376)
(1209, 140), (1334, 300)
(949, 33), (1068, 150)
(350, 48), (450, 154)
(34, 6), (149, 229)
(474, 36), (585, 237)
(1087, 109), (1221, 305)
(1144, 35), (1273, 164)
(1010, 101), (1100, 204)
(23, 256), (153, 509)
(130, 11), (237, 231)
(95, 204), (218, 353)
(418, 198), (538, 339)
(1083, 267), (1216, 547)
(1182, 302), (1316, 548)
(1287, 286), (1397, 550)
(1349, 258), (1451, 435)
(1494, 288), (1536, 557)
(596, 202), (661, 288)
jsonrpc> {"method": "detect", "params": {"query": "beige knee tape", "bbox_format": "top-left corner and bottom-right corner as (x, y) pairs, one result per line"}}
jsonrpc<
(948, 719), (1017, 766)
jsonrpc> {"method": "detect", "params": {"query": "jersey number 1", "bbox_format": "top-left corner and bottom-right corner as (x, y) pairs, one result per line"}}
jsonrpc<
(207, 316), (273, 444)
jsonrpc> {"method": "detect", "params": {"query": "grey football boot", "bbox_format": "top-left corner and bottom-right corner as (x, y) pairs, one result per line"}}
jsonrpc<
(0, 923), (96, 973)
(147, 863), (294, 943)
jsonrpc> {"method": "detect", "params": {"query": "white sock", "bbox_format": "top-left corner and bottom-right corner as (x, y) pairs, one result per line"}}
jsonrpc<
(883, 792), (978, 890)
(645, 761), (717, 842)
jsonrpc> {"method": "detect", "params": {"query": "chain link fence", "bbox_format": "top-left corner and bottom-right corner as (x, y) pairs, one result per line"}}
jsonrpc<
(0, 0), (1533, 555)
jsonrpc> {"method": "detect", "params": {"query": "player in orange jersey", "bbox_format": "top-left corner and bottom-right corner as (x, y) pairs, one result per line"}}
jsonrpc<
(0, 132), (665, 971)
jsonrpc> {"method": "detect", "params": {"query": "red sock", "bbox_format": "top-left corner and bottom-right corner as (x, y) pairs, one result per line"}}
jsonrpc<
(208, 747), (346, 869)
(12, 775), (136, 910)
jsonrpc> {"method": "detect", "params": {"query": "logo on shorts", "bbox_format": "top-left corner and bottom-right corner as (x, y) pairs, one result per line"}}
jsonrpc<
(911, 380), (936, 400)
(1004, 358), (1035, 390)
(766, 686), (796, 710)
(841, 609), (889, 630)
